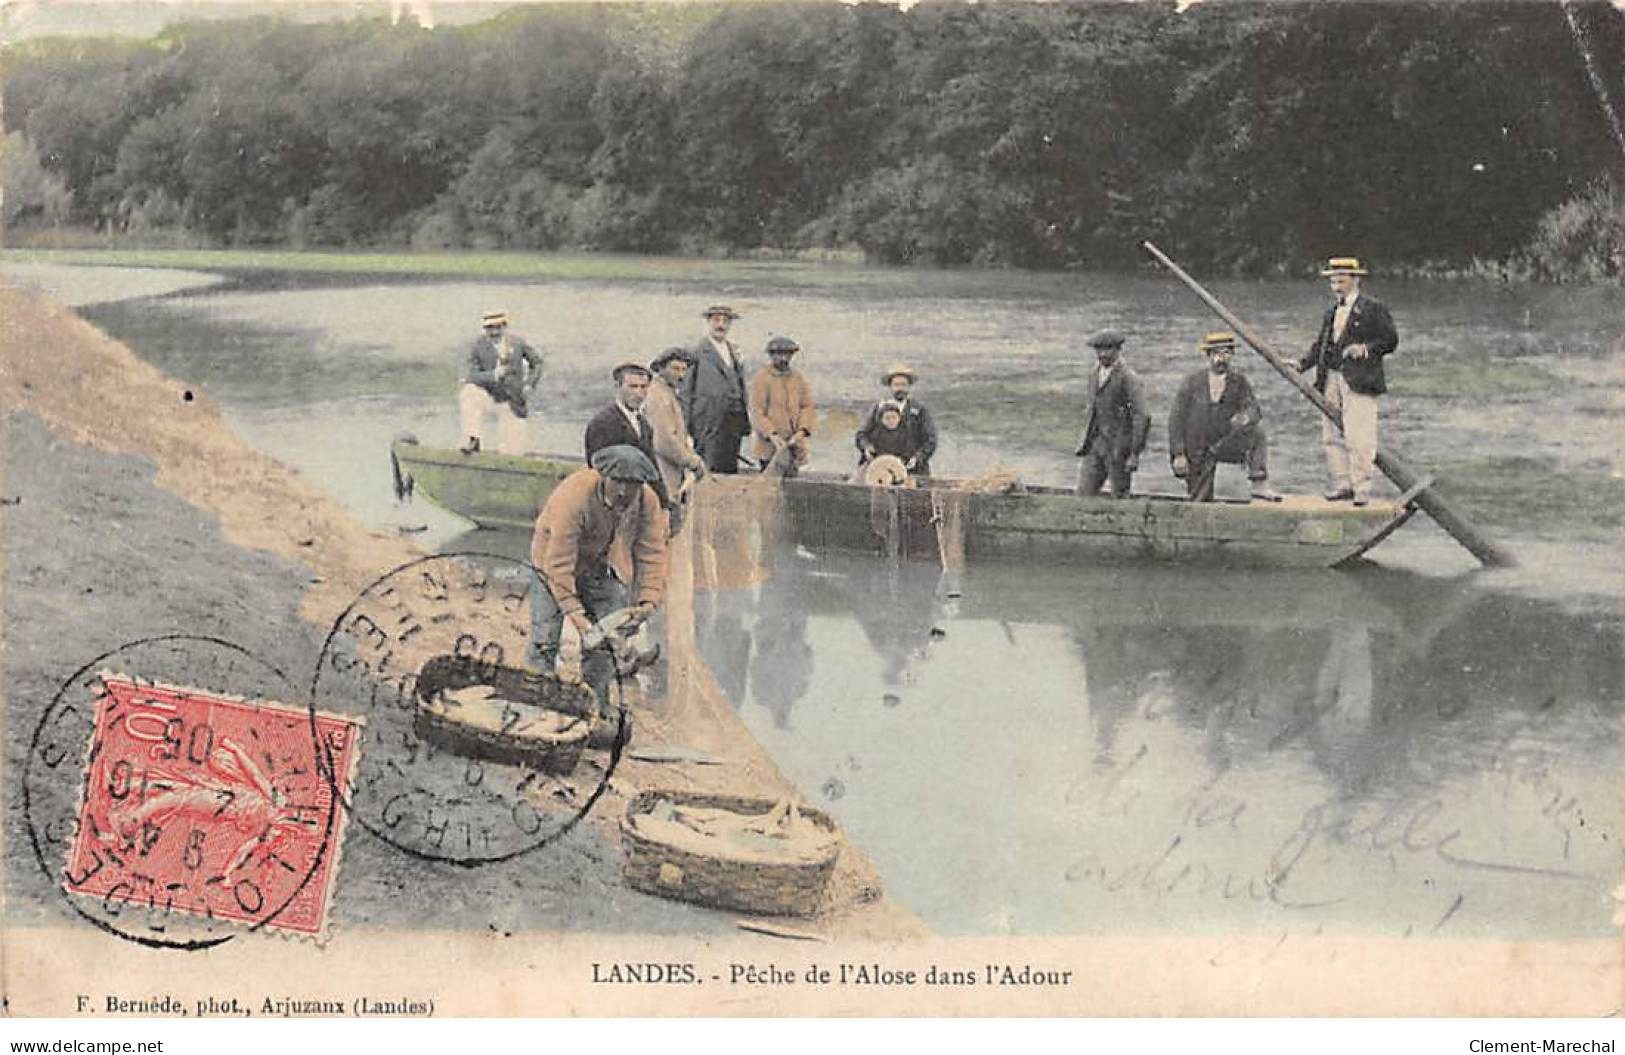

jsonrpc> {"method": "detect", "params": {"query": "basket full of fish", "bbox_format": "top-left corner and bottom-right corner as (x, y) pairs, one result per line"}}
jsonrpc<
(413, 653), (596, 775)
(620, 790), (842, 917)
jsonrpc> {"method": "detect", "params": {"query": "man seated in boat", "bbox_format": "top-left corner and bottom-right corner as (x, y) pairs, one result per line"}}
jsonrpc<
(856, 363), (938, 478)
(584, 362), (671, 510)
(1168, 332), (1284, 503)
(1074, 328), (1151, 499)
(645, 347), (707, 536)
(748, 336), (816, 478)
(529, 445), (669, 746)
(458, 310), (543, 455)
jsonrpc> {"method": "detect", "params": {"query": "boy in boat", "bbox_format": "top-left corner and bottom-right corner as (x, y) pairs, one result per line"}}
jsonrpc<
(748, 336), (817, 478)
(1168, 332), (1284, 503)
(1294, 257), (1399, 506)
(529, 445), (669, 745)
(1074, 328), (1151, 499)
(856, 363), (938, 477)
(458, 310), (544, 455)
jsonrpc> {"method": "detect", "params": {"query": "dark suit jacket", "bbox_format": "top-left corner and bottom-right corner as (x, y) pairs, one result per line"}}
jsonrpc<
(1298, 293), (1399, 396)
(1074, 364), (1151, 460)
(1168, 369), (1262, 462)
(855, 398), (938, 475)
(679, 337), (749, 443)
(583, 404), (670, 508)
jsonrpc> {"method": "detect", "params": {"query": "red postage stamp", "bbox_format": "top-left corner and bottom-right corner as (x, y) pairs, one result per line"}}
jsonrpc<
(62, 674), (361, 940)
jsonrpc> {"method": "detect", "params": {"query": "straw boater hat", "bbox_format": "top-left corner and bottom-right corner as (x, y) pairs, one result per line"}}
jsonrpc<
(1318, 257), (1369, 276)
(482, 310), (508, 327)
(765, 336), (800, 355)
(1199, 332), (1238, 354)
(880, 362), (917, 384)
(701, 305), (742, 320)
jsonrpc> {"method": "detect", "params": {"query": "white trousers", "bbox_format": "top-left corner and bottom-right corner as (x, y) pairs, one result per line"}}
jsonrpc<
(1321, 372), (1379, 497)
(458, 383), (530, 455)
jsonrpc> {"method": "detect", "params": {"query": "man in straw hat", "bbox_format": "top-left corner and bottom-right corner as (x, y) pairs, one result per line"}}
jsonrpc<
(458, 310), (544, 455)
(748, 336), (817, 478)
(681, 305), (751, 474)
(1295, 257), (1399, 506)
(856, 363), (938, 477)
(1074, 328), (1151, 499)
(1169, 332), (1283, 503)
(645, 346), (706, 536)
(529, 444), (669, 739)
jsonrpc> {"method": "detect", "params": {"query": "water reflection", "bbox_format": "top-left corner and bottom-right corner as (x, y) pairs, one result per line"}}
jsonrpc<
(703, 548), (1623, 938)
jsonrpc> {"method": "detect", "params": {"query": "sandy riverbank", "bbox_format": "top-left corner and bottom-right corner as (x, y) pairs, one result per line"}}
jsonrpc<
(0, 286), (922, 945)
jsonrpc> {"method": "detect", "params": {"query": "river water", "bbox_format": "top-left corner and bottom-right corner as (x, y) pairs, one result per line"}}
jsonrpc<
(7, 255), (1621, 939)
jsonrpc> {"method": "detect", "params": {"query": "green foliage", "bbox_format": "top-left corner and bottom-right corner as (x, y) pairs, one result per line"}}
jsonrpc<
(1520, 181), (1625, 283)
(2, 1), (1621, 274)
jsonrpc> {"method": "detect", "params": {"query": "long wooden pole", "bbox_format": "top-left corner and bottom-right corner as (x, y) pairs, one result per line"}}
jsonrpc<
(1142, 241), (1515, 568)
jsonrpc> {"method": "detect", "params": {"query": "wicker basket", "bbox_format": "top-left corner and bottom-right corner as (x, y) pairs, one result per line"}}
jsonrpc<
(620, 790), (841, 917)
(413, 653), (595, 775)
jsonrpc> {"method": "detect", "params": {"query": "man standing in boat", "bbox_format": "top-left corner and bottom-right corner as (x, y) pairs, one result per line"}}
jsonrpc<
(682, 305), (752, 474)
(856, 364), (938, 477)
(1295, 257), (1399, 506)
(1073, 328), (1151, 499)
(748, 336), (817, 478)
(1168, 332), (1283, 503)
(458, 310), (544, 455)
(529, 444), (669, 744)
(585, 361), (672, 512)
(645, 346), (707, 536)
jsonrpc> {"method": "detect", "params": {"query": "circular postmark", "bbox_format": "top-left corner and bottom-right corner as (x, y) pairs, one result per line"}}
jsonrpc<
(22, 635), (352, 949)
(309, 553), (625, 865)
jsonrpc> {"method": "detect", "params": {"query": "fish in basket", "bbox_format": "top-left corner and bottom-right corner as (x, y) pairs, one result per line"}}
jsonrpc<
(413, 653), (596, 775)
(620, 790), (842, 917)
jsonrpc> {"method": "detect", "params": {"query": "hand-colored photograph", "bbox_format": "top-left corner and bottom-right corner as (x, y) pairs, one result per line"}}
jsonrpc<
(3, 0), (1621, 1023)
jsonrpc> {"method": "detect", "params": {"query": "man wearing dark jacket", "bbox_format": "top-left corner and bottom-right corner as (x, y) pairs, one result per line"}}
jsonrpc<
(1296, 257), (1399, 506)
(1073, 329), (1151, 498)
(855, 363), (938, 477)
(681, 305), (751, 474)
(1169, 332), (1283, 503)
(584, 363), (670, 509)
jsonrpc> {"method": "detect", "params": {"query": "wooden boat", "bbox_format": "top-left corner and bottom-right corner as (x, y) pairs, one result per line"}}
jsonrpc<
(390, 439), (1428, 569)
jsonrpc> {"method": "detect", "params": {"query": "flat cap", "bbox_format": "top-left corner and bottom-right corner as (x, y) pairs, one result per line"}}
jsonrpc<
(650, 346), (695, 371)
(612, 361), (652, 381)
(702, 305), (742, 320)
(590, 444), (660, 483)
(1086, 329), (1125, 349)
(765, 336), (800, 355)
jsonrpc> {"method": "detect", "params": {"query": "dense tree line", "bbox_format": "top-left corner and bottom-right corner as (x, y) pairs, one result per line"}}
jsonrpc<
(3, 1), (1621, 273)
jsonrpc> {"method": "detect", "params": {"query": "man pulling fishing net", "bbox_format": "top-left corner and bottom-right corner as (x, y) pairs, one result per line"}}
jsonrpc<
(529, 444), (669, 747)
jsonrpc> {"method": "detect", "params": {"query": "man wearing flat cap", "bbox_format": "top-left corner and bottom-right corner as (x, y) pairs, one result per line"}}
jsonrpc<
(645, 347), (706, 536)
(1074, 329), (1151, 499)
(529, 444), (669, 726)
(748, 336), (817, 478)
(856, 363), (938, 477)
(458, 310), (544, 455)
(1296, 257), (1399, 506)
(585, 361), (672, 513)
(1169, 332), (1283, 503)
(681, 305), (751, 474)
